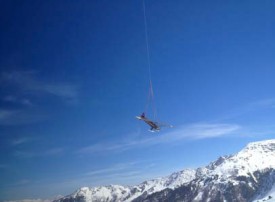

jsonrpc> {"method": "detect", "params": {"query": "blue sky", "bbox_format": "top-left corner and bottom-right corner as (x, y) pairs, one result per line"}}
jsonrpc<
(1, 0), (275, 200)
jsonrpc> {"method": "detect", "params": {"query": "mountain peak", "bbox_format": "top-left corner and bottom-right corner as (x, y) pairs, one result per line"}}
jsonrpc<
(56, 139), (275, 202)
(204, 139), (275, 181)
(235, 139), (275, 169)
(245, 139), (275, 152)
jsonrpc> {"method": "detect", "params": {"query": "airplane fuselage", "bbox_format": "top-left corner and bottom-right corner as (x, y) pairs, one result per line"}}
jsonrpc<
(136, 116), (160, 131)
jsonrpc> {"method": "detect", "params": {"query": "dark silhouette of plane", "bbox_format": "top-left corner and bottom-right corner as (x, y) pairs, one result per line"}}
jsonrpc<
(136, 113), (160, 132)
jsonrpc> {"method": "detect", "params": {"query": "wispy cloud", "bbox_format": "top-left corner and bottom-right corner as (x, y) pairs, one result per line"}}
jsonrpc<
(42, 84), (78, 102)
(43, 148), (64, 156)
(52, 161), (153, 189)
(12, 179), (31, 186)
(78, 123), (241, 154)
(3, 95), (33, 106)
(0, 109), (16, 121)
(1, 70), (78, 104)
(249, 98), (275, 109)
(175, 123), (241, 140)
(217, 98), (275, 122)
(0, 164), (8, 169)
(86, 162), (139, 176)
(0, 70), (78, 125)
(14, 148), (64, 158)
(11, 137), (32, 146)
(0, 109), (46, 125)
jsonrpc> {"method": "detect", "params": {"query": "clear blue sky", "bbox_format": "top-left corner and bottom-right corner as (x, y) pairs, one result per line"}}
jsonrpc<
(1, 0), (275, 200)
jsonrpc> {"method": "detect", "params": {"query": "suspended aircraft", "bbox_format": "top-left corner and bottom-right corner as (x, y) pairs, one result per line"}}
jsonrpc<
(136, 113), (173, 132)
(136, 0), (172, 132)
(136, 113), (160, 132)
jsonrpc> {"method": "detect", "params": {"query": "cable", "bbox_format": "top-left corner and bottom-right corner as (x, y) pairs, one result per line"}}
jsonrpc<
(142, 0), (157, 120)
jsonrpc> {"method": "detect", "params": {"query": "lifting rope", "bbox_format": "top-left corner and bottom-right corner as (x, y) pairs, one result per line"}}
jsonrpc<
(142, 0), (157, 120)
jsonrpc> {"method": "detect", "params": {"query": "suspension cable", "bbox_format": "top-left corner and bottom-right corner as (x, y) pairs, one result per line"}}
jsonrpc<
(142, 0), (157, 120)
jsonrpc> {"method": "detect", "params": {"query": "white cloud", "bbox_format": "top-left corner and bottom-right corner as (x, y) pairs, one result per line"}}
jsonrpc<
(11, 137), (31, 146)
(249, 98), (275, 109)
(0, 164), (8, 169)
(14, 148), (64, 158)
(217, 98), (275, 122)
(0, 70), (79, 125)
(43, 84), (78, 100)
(171, 123), (241, 140)
(0, 109), (46, 125)
(78, 123), (241, 154)
(1, 70), (78, 104)
(51, 161), (153, 189)
(21, 98), (32, 106)
(12, 179), (31, 186)
(86, 162), (139, 176)
(3, 95), (17, 102)
(0, 110), (16, 120)
(3, 95), (33, 106)
(43, 148), (64, 156)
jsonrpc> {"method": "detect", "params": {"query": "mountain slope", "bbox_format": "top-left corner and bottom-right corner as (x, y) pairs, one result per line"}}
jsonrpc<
(56, 139), (275, 202)
(138, 139), (275, 202)
(55, 169), (196, 202)
(253, 184), (275, 202)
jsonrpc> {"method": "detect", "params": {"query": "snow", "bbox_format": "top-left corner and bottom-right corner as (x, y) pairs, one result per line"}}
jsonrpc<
(71, 185), (132, 202)
(125, 169), (196, 201)
(194, 191), (203, 201)
(253, 184), (275, 202)
(58, 139), (275, 202)
(64, 169), (197, 202)
(208, 139), (275, 180)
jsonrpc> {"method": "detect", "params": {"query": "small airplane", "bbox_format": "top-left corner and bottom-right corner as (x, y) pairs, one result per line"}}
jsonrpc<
(136, 113), (172, 132)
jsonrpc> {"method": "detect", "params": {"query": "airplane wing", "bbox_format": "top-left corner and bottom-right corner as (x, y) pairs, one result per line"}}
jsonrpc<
(136, 115), (172, 131)
(156, 122), (173, 128)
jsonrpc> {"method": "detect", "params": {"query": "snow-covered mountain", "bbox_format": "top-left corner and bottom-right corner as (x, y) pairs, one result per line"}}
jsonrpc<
(254, 184), (275, 202)
(55, 169), (196, 202)
(56, 139), (275, 202)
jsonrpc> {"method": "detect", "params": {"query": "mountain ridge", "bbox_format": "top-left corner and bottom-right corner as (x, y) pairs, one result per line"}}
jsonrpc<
(55, 139), (275, 202)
